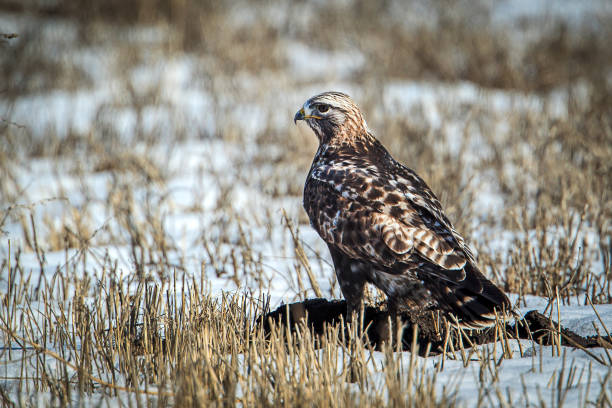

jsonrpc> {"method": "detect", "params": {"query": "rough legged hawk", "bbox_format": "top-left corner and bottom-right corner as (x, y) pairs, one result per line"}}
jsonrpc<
(295, 91), (511, 328)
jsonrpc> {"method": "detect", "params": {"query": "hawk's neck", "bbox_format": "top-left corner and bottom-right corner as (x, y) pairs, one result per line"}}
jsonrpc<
(315, 129), (389, 164)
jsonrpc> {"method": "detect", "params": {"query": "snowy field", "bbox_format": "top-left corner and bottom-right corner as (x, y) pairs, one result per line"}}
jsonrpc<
(1, 0), (611, 406)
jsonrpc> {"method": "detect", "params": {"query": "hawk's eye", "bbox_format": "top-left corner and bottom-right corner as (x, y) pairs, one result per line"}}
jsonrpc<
(317, 104), (330, 113)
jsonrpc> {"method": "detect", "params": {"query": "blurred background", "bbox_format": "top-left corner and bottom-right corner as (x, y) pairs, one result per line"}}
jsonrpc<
(1, 0), (611, 304)
(3, 0), (611, 144)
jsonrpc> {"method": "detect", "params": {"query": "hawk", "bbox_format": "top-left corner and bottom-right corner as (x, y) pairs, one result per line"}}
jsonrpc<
(295, 91), (511, 328)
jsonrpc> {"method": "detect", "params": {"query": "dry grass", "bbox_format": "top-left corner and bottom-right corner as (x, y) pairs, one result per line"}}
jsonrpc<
(1, 0), (611, 406)
(2, 249), (611, 406)
(1, 252), (456, 406)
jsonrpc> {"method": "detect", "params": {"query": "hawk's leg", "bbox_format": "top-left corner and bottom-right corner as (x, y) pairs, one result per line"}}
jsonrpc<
(328, 245), (366, 323)
(372, 298), (401, 346)
(327, 245), (368, 385)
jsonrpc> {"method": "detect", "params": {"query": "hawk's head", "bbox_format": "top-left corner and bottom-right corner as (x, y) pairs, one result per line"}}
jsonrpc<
(294, 91), (368, 143)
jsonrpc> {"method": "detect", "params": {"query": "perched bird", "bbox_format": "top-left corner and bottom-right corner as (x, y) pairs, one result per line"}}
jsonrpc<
(295, 91), (511, 328)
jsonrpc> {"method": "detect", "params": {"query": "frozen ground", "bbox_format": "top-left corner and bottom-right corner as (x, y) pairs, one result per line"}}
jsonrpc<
(1, 0), (611, 406)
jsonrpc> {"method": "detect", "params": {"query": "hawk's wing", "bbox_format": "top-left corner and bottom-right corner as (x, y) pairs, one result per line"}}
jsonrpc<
(387, 161), (478, 264)
(304, 159), (471, 279)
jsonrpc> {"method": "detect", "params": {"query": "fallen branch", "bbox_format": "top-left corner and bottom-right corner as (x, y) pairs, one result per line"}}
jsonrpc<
(259, 298), (612, 361)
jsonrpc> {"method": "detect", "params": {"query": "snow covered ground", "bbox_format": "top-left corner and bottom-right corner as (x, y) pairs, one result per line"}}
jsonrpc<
(1, 0), (611, 406)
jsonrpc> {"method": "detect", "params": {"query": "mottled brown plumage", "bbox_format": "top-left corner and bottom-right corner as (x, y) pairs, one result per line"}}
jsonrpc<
(295, 91), (511, 328)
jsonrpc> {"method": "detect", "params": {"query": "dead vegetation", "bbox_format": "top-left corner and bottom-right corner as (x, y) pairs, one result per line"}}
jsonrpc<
(1, 0), (611, 406)
(1, 258), (459, 406)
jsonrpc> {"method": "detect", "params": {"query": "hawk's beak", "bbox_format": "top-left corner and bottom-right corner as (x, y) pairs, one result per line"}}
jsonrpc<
(294, 107), (322, 124)
(294, 107), (305, 124)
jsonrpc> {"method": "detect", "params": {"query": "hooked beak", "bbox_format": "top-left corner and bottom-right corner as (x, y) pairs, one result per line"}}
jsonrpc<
(294, 107), (305, 124)
(294, 106), (322, 124)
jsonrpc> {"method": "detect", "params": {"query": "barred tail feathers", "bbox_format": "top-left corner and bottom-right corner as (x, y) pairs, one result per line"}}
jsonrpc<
(420, 263), (512, 329)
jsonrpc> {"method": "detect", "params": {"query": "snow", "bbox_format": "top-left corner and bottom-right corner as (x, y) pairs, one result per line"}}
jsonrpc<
(1, 0), (611, 405)
(491, 0), (612, 27)
(286, 42), (366, 81)
(4, 125), (609, 405)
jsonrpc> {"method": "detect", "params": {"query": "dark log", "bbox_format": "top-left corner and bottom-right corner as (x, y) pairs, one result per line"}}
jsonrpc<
(257, 298), (612, 356)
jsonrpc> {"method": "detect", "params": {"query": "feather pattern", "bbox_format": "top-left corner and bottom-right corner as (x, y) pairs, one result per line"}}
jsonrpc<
(297, 91), (511, 328)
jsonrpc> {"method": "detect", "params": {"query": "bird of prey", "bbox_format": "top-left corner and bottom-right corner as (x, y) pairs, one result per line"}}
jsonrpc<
(294, 91), (511, 328)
